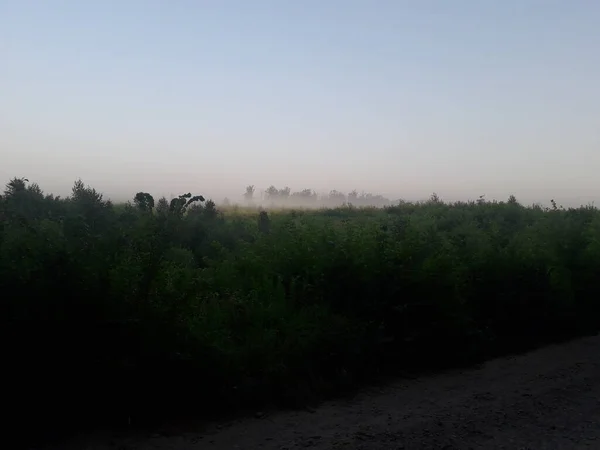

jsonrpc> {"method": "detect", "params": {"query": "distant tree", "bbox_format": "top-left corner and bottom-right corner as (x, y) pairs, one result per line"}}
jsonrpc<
(291, 189), (317, 205)
(4, 177), (29, 197)
(27, 183), (43, 197)
(239, 184), (391, 209)
(347, 190), (358, 205)
(265, 185), (279, 202)
(1, 177), (49, 221)
(244, 185), (255, 204)
(296, 189), (315, 197)
(328, 190), (346, 206)
(156, 197), (169, 216)
(203, 199), (218, 219)
(356, 193), (391, 207)
(71, 179), (104, 205)
(278, 187), (291, 200)
(70, 179), (111, 223)
(429, 192), (441, 204)
(169, 193), (205, 217)
(133, 192), (155, 212)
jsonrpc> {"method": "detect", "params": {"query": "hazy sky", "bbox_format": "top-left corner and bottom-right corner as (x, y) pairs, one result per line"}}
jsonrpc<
(2, 1), (599, 205)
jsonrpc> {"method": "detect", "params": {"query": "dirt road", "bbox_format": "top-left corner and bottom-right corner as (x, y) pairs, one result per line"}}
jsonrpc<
(58, 334), (600, 449)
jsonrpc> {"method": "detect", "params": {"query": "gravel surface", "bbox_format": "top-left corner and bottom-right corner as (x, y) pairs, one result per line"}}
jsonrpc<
(54, 334), (600, 449)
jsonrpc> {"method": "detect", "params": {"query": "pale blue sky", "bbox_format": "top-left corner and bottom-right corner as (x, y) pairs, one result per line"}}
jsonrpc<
(1, 1), (599, 204)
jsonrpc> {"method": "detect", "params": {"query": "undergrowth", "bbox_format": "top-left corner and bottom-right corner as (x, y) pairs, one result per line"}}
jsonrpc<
(2, 178), (600, 445)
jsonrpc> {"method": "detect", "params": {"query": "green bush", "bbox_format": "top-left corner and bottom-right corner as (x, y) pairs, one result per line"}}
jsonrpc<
(3, 178), (600, 445)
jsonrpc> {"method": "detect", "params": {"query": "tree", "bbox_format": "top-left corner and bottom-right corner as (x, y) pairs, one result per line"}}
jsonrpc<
(4, 177), (28, 197)
(347, 190), (358, 204)
(156, 197), (169, 216)
(69, 179), (111, 226)
(291, 189), (317, 205)
(244, 185), (255, 204)
(429, 192), (441, 204)
(203, 199), (218, 219)
(169, 193), (205, 218)
(133, 192), (155, 212)
(71, 179), (105, 205)
(327, 190), (346, 206)
(278, 187), (291, 199)
(265, 186), (279, 202)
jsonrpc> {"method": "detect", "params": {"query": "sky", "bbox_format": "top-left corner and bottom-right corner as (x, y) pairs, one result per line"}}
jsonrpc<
(1, 0), (599, 205)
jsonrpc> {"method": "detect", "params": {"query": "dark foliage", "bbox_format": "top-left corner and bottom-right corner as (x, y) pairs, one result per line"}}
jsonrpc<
(2, 179), (600, 446)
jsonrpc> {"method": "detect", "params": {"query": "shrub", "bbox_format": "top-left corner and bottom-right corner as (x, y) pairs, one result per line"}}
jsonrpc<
(3, 178), (600, 445)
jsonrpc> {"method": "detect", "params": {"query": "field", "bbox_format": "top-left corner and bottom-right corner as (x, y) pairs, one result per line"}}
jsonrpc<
(3, 178), (600, 443)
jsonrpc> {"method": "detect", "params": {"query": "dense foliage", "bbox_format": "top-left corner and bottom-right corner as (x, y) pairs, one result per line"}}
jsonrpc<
(3, 178), (600, 443)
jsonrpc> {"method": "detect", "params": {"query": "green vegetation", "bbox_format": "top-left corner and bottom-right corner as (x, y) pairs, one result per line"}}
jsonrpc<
(3, 177), (600, 442)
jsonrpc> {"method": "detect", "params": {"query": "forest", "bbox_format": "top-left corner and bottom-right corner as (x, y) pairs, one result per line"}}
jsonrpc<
(237, 184), (393, 208)
(3, 177), (600, 444)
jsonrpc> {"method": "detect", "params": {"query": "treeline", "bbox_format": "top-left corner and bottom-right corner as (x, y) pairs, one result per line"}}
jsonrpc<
(3, 176), (600, 447)
(238, 185), (393, 208)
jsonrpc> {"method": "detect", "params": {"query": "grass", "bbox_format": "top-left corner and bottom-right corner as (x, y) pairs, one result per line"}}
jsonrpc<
(3, 178), (600, 445)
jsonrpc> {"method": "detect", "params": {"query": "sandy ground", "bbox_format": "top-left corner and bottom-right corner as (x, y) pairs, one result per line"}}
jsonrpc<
(52, 334), (600, 449)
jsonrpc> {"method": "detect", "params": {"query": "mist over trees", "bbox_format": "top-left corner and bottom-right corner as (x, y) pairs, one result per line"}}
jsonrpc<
(239, 185), (393, 208)
(5, 175), (600, 447)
